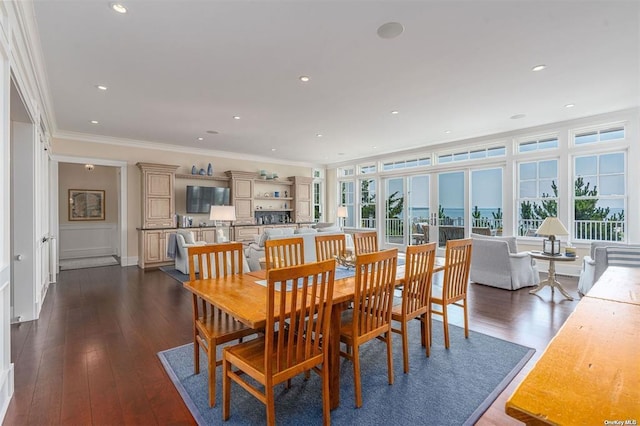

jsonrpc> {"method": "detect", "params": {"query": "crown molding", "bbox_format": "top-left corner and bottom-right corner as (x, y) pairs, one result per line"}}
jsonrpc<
(53, 130), (323, 169)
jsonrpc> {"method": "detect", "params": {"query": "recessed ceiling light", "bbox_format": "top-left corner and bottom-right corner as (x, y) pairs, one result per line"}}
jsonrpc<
(531, 64), (546, 72)
(90, 120), (99, 124)
(299, 76), (310, 82)
(391, 110), (399, 115)
(95, 85), (108, 91)
(510, 114), (526, 120)
(197, 137), (204, 141)
(316, 134), (323, 138)
(372, 146), (377, 149)
(271, 148), (277, 152)
(233, 115), (241, 120)
(338, 153), (345, 156)
(110, 3), (127, 13)
(377, 22), (404, 39)
(565, 103), (575, 108)
(445, 130), (452, 134)
(206, 130), (219, 134)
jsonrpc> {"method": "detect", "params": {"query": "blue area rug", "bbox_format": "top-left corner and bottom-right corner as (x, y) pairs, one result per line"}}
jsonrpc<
(158, 319), (534, 425)
(159, 265), (190, 282)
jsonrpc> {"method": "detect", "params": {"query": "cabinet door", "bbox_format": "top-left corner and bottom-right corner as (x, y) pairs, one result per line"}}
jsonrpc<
(235, 199), (253, 221)
(295, 200), (312, 222)
(200, 229), (217, 243)
(144, 231), (164, 263)
(234, 179), (253, 198)
(296, 182), (311, 201)
(147, 172), (173, 197)
(235, 226), (261, 242)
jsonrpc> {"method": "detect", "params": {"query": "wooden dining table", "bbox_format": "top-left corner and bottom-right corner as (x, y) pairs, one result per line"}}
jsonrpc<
(183, 258), (445, 410)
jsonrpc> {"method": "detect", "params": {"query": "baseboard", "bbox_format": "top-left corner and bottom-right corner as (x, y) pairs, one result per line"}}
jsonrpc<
(121, 256), (138, 267)
(0, 364), (15, 423)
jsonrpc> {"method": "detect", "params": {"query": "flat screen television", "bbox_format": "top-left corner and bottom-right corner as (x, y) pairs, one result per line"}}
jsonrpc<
(186, 185), (230, 213)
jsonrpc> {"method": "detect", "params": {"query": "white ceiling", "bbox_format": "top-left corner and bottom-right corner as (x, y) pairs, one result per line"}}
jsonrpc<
(32, 0), (640, 165)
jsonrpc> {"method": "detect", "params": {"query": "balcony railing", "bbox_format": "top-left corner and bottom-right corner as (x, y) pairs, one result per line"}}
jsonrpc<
(574, 220), (625, 241)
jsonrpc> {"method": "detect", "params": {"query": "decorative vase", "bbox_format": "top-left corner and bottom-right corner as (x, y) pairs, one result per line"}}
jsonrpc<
(199, 168), (206, 175)
(191, 165), (197, 174)
(207, 163), (213, 176)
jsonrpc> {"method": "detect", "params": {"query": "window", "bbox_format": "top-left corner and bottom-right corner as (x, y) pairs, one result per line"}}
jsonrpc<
(338, 167), (354, 177)
(437, 145), (505, 164)
(573, 152), (625, 241)
(517, 159), (558, 236)
(313, 181), (322, 222)
(471, 168), (503, 231)
(381, 156), (431, 171)
(339, 180), (355, 227)
(359, 178), (376, 228)
(359, 164), (376, 174)
(574, 125), (625, 145)
(517, 135), (559, 153)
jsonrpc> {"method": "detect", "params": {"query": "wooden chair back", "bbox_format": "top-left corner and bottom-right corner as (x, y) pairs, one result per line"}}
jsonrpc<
(401, 242), (437, 316)
(265, 259), (336, 379)
(187, 243), (244, 281)
(352, 249), (397, 337)
(264, 237), (304, 270)
(315, 233), (346, 262)
(353, 231), (378, 255)
(442, 238), (473, 302)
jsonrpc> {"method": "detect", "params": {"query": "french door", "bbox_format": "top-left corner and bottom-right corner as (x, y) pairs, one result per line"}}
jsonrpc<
(383, 175), (429, 248)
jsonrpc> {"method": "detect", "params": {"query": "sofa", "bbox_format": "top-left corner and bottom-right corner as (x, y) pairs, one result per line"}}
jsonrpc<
(245, 226), (354, 271)
(469, 233), (540, 290)
(174, 229), (208, 274)
(577, 241), (640, 295)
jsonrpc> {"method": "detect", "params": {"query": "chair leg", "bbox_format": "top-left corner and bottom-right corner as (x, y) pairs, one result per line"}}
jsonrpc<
(352, 344), (362, 408)
(463, 299), (469, 339)
(321, 357), (330, 426)
(208, 341), (216, 407)
(422, 313), (431, 357)
(443, 305), (450, 349)
(401, 321), (409, 374)
(194, 338), (200, 375)
(386, 332), (394, 385)
(266, 386), (276, 426)
(222, 357), (231, 420)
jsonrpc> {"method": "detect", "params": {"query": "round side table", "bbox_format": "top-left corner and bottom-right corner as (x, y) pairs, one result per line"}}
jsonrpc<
(528, 251), (577, 300)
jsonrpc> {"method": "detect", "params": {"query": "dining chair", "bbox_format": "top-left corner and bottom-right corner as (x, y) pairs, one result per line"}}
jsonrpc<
(352, 231), (378, 255)
(264, 236), (304, 270)
(340, 248), (397, 408)
(315, 233), (347, 261)
(430, 238), (473, 349)
(187, 243), (257, 407)
(222, 259), (336, 426)
(391, 242), (437, 373)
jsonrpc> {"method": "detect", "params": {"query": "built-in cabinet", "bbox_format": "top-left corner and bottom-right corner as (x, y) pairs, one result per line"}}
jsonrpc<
(137, 165), (315, 268)
(139, 229), (174, 268)
(293, 176), (313, 223)
(226, 171), (255, 224)
(137, 163), (179, 228)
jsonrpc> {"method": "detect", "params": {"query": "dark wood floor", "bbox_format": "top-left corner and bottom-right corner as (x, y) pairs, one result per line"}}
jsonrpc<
(3, 265), (580, 425)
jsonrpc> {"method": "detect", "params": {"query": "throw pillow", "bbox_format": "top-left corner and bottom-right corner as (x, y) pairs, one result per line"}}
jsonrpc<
(606, 247), (640, 268)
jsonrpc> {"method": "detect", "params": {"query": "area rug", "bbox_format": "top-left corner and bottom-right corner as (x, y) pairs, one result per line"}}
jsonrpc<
(59, 255), (118, 270)
(158, 320), (534, 425)
(160, 265), (190, 282)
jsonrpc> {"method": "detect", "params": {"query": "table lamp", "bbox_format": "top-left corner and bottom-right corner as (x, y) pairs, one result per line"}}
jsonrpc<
(536, 217), (568, 256)
(210, 205), (236, 243)
(337, 206), (348, 229)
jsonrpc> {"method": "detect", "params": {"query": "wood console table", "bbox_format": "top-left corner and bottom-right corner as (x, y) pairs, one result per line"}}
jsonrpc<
(506, 266), (640, 424)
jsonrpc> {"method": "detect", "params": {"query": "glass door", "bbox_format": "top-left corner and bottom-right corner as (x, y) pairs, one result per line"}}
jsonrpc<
(437, 171), (465, 247)
(383, 174), (430, 248)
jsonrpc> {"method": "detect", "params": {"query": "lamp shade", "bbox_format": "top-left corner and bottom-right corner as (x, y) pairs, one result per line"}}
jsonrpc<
(210, 205), (236, 221)
(337, 206), (348, 218)
(536, 217), (568, 236)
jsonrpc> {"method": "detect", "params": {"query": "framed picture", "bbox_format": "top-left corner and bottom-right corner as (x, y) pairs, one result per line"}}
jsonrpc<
(69, 189), (105, 221)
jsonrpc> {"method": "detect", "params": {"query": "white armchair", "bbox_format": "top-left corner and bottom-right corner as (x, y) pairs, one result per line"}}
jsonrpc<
(578, 242), (640, 295)
(469, 233), (540, 290)
(175, 229), (207, 274)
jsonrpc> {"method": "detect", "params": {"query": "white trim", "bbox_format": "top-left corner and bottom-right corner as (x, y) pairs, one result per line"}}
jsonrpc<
(55, 130), (322, 169)
(51, 155), (128, 267)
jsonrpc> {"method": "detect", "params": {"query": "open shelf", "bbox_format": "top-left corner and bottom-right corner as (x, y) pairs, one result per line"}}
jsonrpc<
(176, 173), (229, 181)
